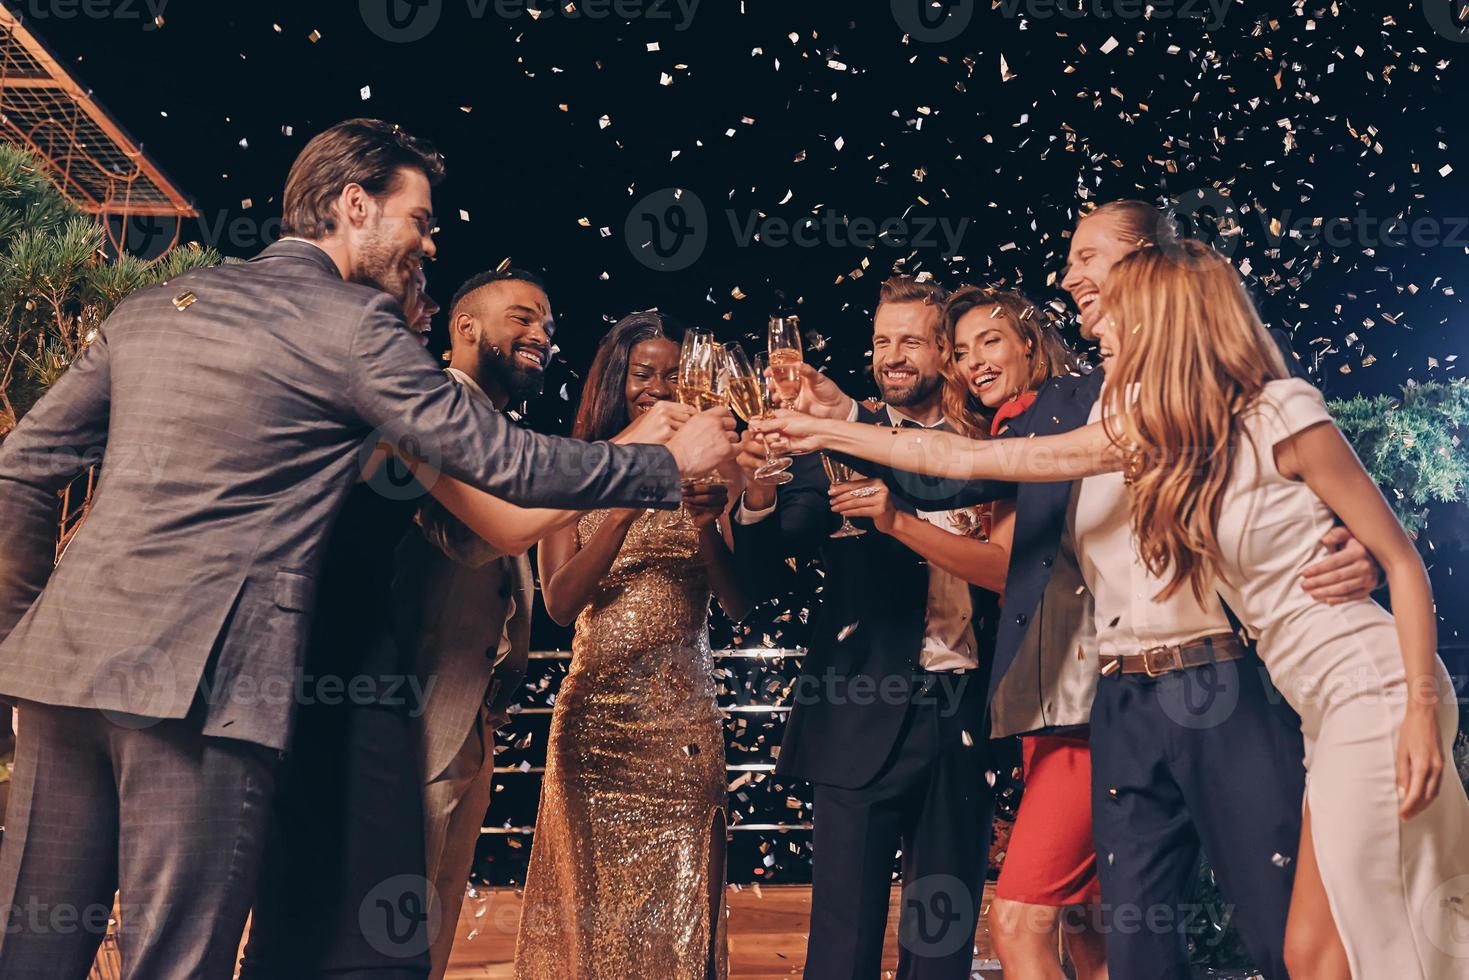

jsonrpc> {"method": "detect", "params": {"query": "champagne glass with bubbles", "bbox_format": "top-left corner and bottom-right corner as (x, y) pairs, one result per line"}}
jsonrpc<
(726, 346), (794, 485)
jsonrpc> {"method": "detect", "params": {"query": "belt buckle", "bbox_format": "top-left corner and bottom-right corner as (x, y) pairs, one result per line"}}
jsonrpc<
(1141, 644), (1176, 678)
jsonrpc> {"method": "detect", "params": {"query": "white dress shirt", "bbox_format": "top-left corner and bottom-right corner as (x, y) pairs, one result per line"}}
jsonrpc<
(737, 404), (979, 672)
(1070, 396), (1234, 657)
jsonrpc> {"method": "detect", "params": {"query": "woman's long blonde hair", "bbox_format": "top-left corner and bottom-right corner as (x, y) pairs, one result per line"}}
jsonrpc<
(1100, 240), (1288, 603)
(940, 286), (1079, 438)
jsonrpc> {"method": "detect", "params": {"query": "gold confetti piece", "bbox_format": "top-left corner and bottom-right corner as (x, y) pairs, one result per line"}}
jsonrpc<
(172, 291), (197, 311)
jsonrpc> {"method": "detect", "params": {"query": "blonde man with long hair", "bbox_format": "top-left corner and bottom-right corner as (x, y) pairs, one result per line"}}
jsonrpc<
(758, 239), (1469, 978)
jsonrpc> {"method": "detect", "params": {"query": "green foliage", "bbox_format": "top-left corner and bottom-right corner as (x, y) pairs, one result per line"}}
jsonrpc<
(0, 143), (223, 435)
(1328, 379), (1469, 535)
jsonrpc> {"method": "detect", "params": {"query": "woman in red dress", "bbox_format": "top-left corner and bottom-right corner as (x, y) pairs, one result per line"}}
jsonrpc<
(943, 287), (1107, 980)
(820, 285), (1107, 977)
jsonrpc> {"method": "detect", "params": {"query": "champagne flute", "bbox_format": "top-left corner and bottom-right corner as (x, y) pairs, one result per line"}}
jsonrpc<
(677, 328), (716, 409)
(728, 347), (794, 486)
(664, 329), (714, 528)
(767, 314), (804, 410)
(669, 330), (726, 536)
(822, 455), (868, 539)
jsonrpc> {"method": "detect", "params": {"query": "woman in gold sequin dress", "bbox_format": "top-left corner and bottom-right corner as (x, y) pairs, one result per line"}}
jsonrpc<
(514, 312), (750, 980)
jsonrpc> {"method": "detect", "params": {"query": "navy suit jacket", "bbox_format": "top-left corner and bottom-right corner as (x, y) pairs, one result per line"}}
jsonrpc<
(732, 404), (1002, 789)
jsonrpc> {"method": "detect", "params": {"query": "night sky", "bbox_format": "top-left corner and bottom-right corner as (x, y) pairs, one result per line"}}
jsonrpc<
(26, 0), (1469, 884)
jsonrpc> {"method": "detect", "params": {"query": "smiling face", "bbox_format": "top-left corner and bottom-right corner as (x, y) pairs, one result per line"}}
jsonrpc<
(1062, 210), (1142, 345)
(952, 305), (1034, 409)
(872, 300), (946, 408)
(348, 166), (437, 306)
(458, 279), (555, 403)
(400, 264), (438, 346)
(624, 336), (679, 420)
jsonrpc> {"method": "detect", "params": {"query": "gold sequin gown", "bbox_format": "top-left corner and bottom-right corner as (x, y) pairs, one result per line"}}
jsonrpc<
(513, 510), (729, 980)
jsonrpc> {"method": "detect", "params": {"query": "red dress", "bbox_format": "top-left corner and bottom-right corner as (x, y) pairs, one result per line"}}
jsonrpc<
(986, 393), (1103, 907)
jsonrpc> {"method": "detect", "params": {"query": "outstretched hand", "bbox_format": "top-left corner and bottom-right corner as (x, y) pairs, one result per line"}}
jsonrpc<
(615, 400), (696, 446)
(829, 477), (895, 534)
(750, 409), (830, 455)
(666, 407), (739, 481)
(792, 364), (856, 420)
(683, 482), (729, 530)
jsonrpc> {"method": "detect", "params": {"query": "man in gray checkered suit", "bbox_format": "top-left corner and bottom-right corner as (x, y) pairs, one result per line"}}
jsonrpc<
(0, 118), (735, 979)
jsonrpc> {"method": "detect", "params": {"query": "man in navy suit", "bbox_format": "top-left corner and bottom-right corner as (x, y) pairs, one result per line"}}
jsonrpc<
(787, 201), (1384, 979)
(734, 278), (1015, 979)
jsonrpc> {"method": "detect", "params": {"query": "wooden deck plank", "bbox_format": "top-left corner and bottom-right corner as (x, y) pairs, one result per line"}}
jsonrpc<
(443, 883), (1000, 978)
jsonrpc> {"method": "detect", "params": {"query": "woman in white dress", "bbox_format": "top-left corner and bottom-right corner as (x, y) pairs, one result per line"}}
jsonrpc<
(757, 239), (1469, 978)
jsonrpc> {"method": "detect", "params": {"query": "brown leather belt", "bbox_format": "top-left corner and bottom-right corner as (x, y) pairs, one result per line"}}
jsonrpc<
(1099, 632), (1244, 678)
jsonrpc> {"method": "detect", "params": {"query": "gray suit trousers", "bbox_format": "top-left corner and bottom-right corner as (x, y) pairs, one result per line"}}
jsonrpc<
(422, 703), (496, 980)
(0, 702), (277, 979)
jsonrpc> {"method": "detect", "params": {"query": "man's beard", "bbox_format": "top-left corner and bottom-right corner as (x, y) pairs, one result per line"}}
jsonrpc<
(879, 371), (942, 408)
(352, 224), (412, 305)
(478, 336), (546, 403)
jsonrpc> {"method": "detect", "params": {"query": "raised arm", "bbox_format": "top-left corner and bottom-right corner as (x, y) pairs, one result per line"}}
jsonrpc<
(753, 411), (1123, 484)
(1277, 420), (1443, 820)
(409, 400), (704, 560)
(829, 478), (1014, 593)
(347, 294), (735, 510)
(0, 328), (111, 637)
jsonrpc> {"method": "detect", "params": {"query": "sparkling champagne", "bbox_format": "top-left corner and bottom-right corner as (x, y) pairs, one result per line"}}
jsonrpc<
(822, 454), (856, 485)
(769, 347), (803, 404)
(725, 375), (765, 423)
(677, 366), (712, 407)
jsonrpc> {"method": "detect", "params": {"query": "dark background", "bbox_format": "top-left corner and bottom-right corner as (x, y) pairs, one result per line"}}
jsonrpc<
(22, 0), (1468, 885)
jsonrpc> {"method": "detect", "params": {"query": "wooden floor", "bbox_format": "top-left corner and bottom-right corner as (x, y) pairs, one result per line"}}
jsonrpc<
(443, 883), (1002, 979)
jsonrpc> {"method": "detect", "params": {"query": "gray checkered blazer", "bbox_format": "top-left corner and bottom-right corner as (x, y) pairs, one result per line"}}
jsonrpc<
(0, 240), (679, 749)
